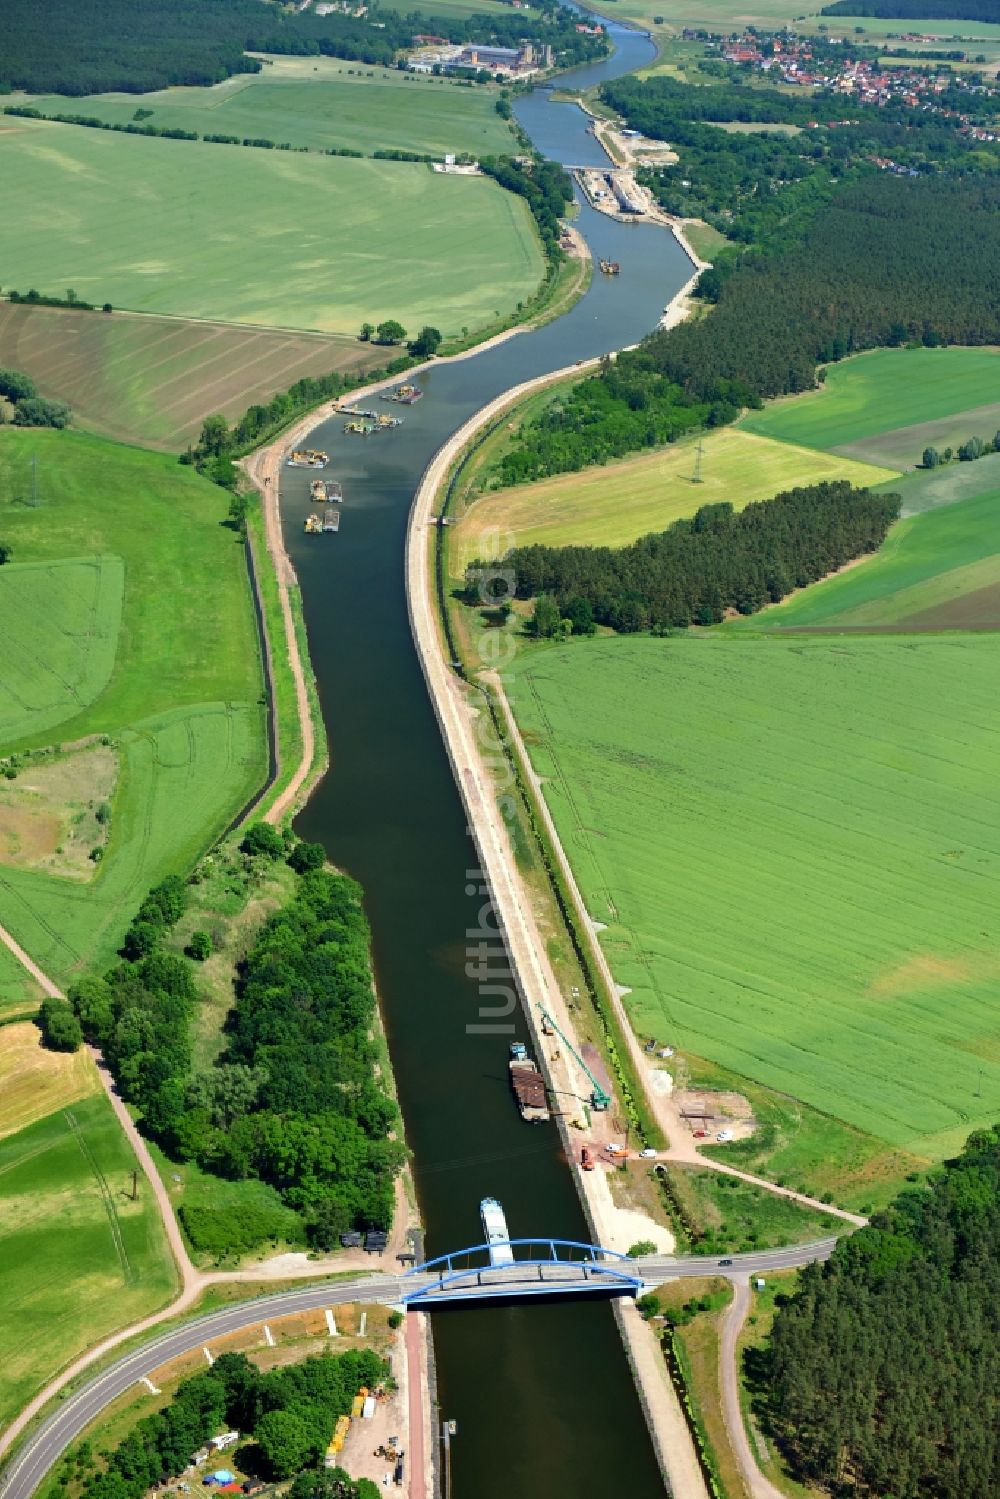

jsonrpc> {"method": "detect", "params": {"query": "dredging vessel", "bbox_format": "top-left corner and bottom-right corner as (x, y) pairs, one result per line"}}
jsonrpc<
(287, 448), (329, 468)
(384, 382), (424, 405)
(480, 1197), (514, 1266)
(311, 478), (343, 504)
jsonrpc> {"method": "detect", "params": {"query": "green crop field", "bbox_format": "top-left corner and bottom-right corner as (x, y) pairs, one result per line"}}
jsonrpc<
(24, 63), (515, 160)
(0, 303), (385, 450)
(0, 429), (262, 742)
(451, 428), (895, 572)
(0, 117), (544, 336)
(742, 347), (1000, 455)
(0, 427), (266, 983)
(0, 557), (123, 743)
(511, 634), (1000, 1162)
(743, 484), (1000, 631)
(0, 1093), (176, 1429)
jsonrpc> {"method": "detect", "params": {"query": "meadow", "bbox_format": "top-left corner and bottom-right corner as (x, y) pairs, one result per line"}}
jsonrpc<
(744, 483), (1000, 631)
(0, 303), (384, 450)
(0, 557), (123, 744)
(0, 943), (42, 1017)
(741, 347), (1000, 455)
(0, 117), (544, 336)
(24, 63), (516, 160)
(511, 634), (1000, 1162)
(0, 428), (266, 984)
(0, 1092), (176, 1430)
(0, 429), (262, 742)
(451, 428), (895, 572)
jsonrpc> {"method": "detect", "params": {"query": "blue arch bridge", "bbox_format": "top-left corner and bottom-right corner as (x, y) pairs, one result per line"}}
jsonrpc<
(401, 1239), (646, 1307)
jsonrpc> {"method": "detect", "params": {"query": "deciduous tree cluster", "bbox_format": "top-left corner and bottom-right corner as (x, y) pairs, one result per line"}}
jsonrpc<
(71, 866), (403, 1253)
(81, 1350), (385, 1499)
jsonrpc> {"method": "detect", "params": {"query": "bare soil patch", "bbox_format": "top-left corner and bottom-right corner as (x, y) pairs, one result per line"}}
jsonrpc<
(870, 951), (999, 998)
(893, 579), (1000, 631)
(0, 745), (118, 879)
(675, 1088), (756, 1141)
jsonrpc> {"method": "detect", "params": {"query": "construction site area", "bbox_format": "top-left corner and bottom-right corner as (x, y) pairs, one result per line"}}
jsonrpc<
(577, 166), (663, 222)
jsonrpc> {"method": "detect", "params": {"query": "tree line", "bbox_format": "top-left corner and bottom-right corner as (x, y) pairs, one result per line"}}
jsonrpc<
(182, 356), (414, 489)
(70, 849), (404, 1255)
(755, 1124), (1000, 1498)
(923, 431), (1000, 467)
(79, 1350), (386, 1499)
(0, 0), (605, 96)
(823, 0), (1000, 19)
(484, 482), (900, 633)
(3, 103), (441, 163)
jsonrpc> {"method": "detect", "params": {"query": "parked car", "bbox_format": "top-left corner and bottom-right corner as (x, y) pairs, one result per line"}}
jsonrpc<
(639, 1147), (657, 1158)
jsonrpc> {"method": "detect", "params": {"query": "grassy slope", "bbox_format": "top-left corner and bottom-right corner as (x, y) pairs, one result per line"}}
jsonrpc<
(0, 117), (543, 336)
(741, 347), (1000, 453)
(0, 428), (266, 983)
(739, 484), (1000, 629)
(25, 67), (515, 159)
(451, 428), (896, 571)
(0, 1092), (177, 1430)
(511, 634), (1000, 1160)
(665, 1164), (843, 1254)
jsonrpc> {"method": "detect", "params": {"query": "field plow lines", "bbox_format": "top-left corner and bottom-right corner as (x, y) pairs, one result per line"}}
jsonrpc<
(64, 1107), (133, 1283)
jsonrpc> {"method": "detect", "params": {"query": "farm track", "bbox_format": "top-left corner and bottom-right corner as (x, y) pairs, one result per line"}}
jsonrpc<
(720, 1278), (785, 1499)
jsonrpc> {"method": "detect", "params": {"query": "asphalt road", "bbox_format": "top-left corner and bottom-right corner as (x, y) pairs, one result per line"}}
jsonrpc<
(0, 1240), (836, 1499)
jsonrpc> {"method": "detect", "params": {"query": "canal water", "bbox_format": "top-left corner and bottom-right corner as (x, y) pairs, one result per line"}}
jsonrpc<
(289, 23), (691, 1498)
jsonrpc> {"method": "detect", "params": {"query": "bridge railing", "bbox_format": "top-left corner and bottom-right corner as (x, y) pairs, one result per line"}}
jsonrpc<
(402, 1238), (643, 1305)
(408, 1237), (633, 1278)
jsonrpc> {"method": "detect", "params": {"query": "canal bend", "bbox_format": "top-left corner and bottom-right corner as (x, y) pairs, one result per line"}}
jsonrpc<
(290, 25), (692, 1499)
